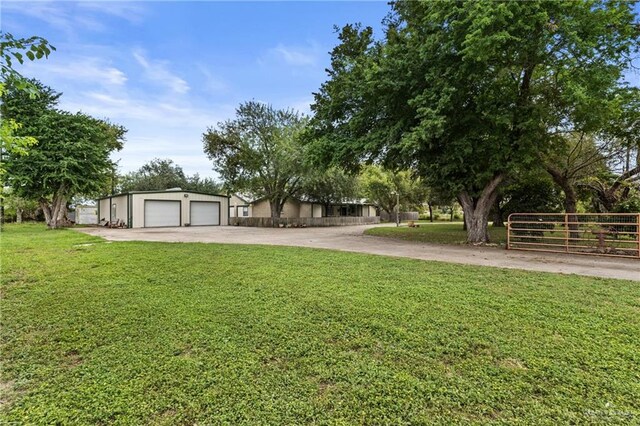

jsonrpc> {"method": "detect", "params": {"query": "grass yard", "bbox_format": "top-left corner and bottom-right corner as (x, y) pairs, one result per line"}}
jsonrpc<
(1, 224), (639, 424)
(367, 222), (508, 246)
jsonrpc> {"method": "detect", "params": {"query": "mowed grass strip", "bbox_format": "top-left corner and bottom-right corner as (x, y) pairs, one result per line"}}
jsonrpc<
(366, 222), (508, 245)
(1, 224), (639, 425)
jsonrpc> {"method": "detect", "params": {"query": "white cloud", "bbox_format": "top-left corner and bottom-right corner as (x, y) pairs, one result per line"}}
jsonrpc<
(198, 65), (228, 94)
(132, 49), (190, 94)
(77, 1), (145, 24)
(268, 43), (319, 67)
(2, 1), (77, 33)
(35, 57), (127, 87)
(1, 1), (145, 34)
(60, 91), (232, 177)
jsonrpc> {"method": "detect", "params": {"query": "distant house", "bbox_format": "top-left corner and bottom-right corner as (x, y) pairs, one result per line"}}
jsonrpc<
(229, 194), (377, 219)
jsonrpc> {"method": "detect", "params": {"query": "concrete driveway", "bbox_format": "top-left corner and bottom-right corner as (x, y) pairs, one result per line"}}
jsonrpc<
(78, 224), (640, 281)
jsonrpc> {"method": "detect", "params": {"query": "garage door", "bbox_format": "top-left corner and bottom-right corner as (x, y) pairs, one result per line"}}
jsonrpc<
(190, 201), (220, 226)
(144, 200), (181, 227)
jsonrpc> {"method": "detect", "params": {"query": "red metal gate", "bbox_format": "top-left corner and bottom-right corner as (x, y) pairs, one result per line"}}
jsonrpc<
(507, 213), (640, 259)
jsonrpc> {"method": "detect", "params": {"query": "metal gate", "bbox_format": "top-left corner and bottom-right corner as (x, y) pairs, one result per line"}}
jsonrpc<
(507, 213), (640, 259)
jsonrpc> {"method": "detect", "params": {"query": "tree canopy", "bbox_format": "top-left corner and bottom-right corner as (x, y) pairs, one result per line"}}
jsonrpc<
(3, 81), (126, 228)
(359, 165), (428, 218)
(309, 0), (640, 242)
(203, 101), (307, 218)
(117, 158), (221, 194)
(0, 33), (56, 181)
(301, 166), (360, 209)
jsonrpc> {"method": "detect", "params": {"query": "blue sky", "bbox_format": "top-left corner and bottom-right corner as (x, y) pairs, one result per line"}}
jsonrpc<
(2, 1), (639, 179)
(2, 1), (390, 178)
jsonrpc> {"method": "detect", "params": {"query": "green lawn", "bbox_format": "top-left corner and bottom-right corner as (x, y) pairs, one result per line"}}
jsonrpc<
(367, 222), (508, 245)
(1, 224), (639, 424)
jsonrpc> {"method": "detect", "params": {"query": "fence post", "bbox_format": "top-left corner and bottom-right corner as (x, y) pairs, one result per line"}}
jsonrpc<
(564, 213), (569, 253)
(506, 215), (511, 250)
(637, 213), (640, 259)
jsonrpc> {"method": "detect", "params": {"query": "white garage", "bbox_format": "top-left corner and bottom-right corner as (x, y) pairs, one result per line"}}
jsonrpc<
(97, 190), (229, 228)
(144, 200), (181, 227)
(190, 201), (220, 226)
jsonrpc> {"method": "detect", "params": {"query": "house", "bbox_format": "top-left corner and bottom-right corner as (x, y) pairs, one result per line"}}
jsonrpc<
(97, 189), (230, 228)
(229, 194), (252, 218)
(230, 194), (377, 219)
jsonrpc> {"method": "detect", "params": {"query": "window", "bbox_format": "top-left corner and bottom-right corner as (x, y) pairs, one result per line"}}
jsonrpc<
(242, 206), (249, 217)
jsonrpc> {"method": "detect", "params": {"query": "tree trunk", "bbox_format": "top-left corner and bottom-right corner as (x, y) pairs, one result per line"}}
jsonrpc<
(450, 205), (455, 222)
(16, 208), (23, 223)
(40, 200), (52, 225)
(428, 202), (433, 222)
(269, 199), (283, 227)
(492, 196), (505, 227)
(547, 167), (580, 238)
(457, 174), (504, 244)
(42, 189), (69, 229)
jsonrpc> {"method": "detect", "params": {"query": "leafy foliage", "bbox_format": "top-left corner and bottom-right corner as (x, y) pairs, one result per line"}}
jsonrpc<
(0, 32), (55, 95)
(117, 158), (221, 194)
(0, 33), (55, 179)
(203, 101), (307, 217)
(300, 167), (359, 207)
(309, 1), (640, 242)
(359, 165), (427, 215)
(500, 173), (565, 217)
(2, 81), (125, 227)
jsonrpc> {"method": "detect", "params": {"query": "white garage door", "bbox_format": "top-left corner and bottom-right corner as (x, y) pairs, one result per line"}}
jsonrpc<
(144, 200), (181, 227)
(190, 201), (220, 226)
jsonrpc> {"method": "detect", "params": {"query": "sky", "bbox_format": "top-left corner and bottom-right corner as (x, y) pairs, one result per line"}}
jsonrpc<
(2, 1), (639, 180)
(1, 1), (390, 178)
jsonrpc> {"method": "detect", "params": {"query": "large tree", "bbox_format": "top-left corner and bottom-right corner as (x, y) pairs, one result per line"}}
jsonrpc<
(0, 34), (56, 171)
(117, 158), (221, 194)
(0, 33), (55, 224)
(301, 166), (360, 214)
(203, 101), (307, 219)
(3, 82), (126, 228)
(309, 1), (640, 243)
(359, 165), (427, 220)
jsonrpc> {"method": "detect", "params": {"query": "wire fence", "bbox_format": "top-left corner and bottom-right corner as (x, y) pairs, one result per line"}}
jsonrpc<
(507, 213), (640, 259)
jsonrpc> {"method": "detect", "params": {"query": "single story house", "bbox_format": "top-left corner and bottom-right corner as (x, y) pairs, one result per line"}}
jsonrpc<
(97, 189), (229, 228)
(229, 194), (253, 218)
(229, 194), (377, 219)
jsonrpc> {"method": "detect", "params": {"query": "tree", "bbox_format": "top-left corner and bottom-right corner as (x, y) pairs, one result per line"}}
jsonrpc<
(309, 1), (640, 243)
(359, 166), (427, 221)
(543, 133), (610, 214)
(1, 32), (55, 94)
(301, 167), (359, 214)
(0, 34), (56, 173)
(2, 188), (40, 223)
(5, 104), (125, 228)
(499, 172), (564, 218)
(203, 101), (307, 219)
(0, 33), (55, 224)
(117, 158), (221, 194)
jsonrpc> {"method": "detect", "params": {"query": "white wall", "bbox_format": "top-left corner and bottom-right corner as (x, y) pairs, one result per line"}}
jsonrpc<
(131, 192), (229, 227)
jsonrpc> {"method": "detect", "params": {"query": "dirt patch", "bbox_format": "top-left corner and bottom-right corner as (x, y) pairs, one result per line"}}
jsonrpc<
(63, 349), (83, 368)
(497, 358), (527, 371)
